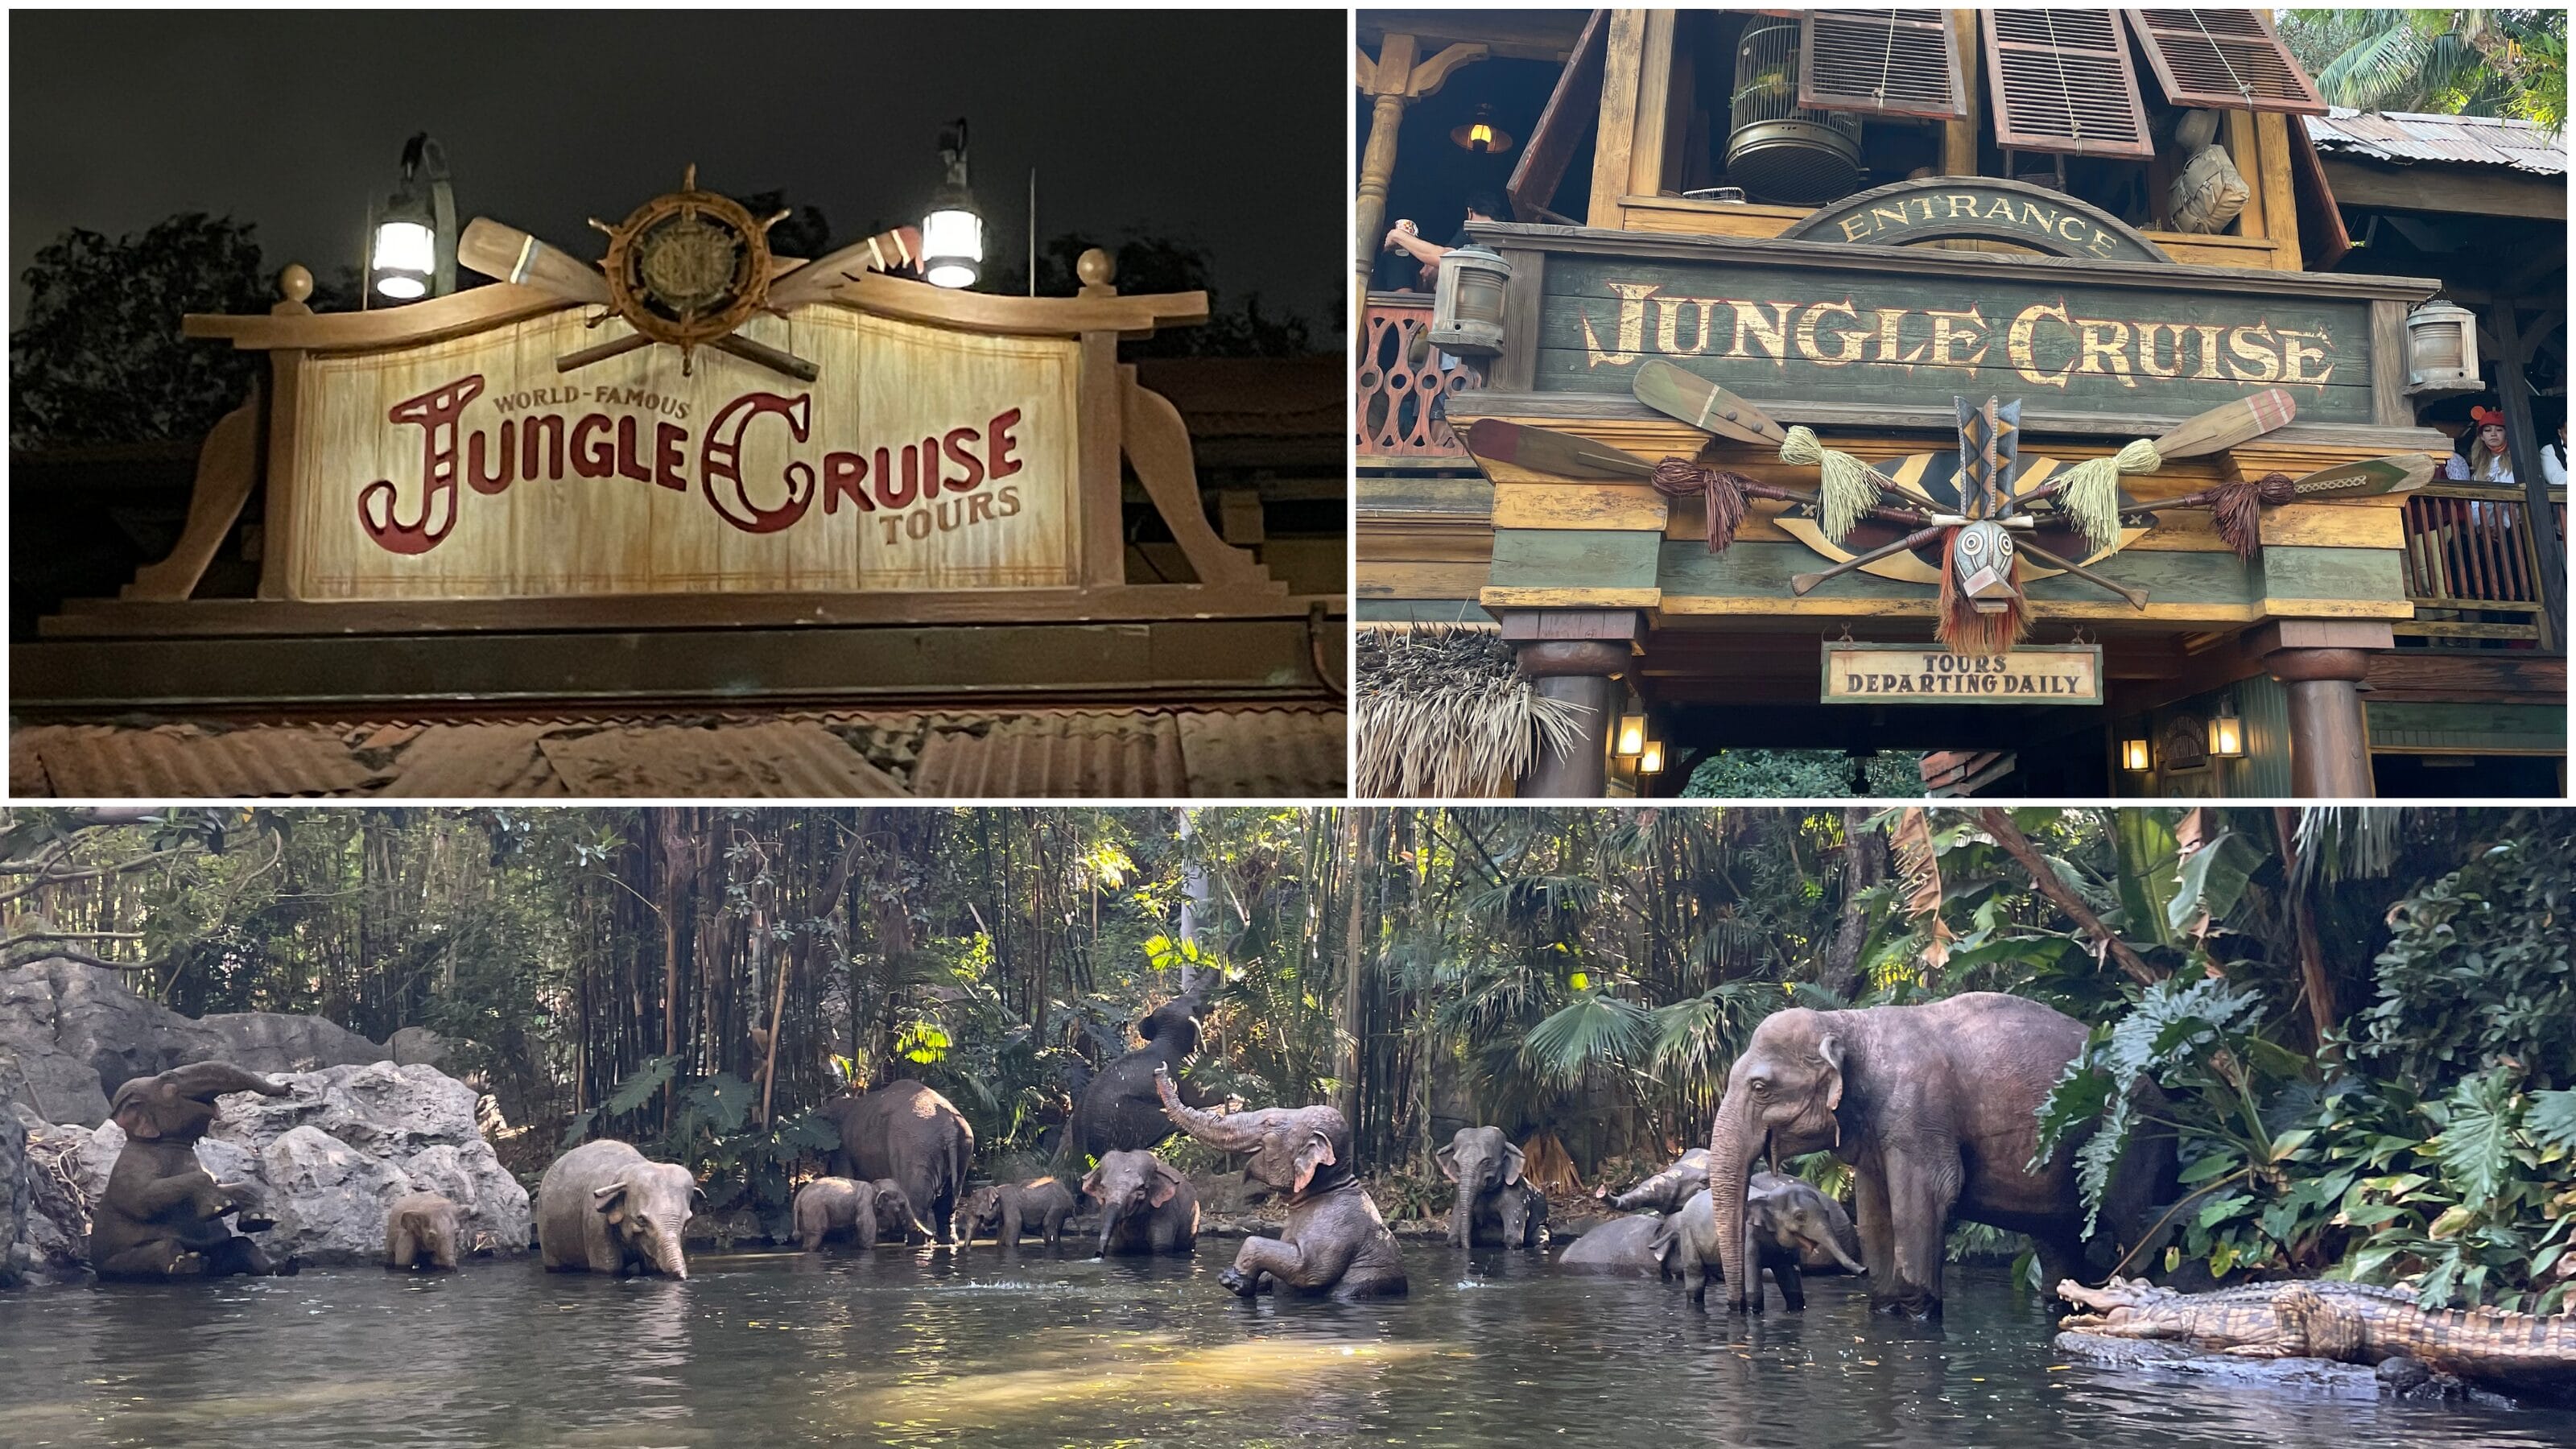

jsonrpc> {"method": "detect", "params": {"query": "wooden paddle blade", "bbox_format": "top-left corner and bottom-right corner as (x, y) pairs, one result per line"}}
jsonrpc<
(1462, 419), (1653, 479)
(460, 218), (609, 305)
(2149, 388), (2296, 459)
(1632, 360), (1787, 446)
(765, 225), (925, 310)
(2281, 452), (2438, 500)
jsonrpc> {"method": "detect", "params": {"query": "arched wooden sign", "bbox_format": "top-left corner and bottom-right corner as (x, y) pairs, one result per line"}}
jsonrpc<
(1778, 176), (2172, 265)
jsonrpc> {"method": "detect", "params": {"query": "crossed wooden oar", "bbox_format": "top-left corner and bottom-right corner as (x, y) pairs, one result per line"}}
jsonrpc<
(457, 217), (923, 384)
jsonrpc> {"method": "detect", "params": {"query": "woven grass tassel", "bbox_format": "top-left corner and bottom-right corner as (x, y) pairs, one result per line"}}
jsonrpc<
(2208, 472), (2298, 560)
(2054, 438), (2162, 553)
(1648, 456), (1750, 554)
(1780, 425), (1880, 543)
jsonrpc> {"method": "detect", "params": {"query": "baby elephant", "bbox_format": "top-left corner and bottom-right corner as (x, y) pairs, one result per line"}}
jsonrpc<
(793, 1177), (886, 1252)
(960, 1176), (1080, 1250)
(1436, 1125), (1546, 1248)
(385, 1191), (463, 1271)
(1747, 1171), (1864, 1280)
(1656, 1175), (1864, 1310)
(867, 1178), (935, 1245)
(1082, 1150), (1199, 1257)
(538, 1138), (696, 1279)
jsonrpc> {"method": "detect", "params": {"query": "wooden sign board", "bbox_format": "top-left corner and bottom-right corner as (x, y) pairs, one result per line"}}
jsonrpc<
(285, 308), (1080, 600)
(1778, 178), (2171, 264)
(1521, 230), (2388, 423)
(1820, 642), (2103, 705)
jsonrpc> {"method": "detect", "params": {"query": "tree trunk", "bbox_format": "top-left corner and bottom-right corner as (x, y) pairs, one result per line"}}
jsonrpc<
(1822, 807), (1887, 1000)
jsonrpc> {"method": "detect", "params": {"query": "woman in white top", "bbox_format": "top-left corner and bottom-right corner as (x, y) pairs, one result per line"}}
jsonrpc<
(2446, 406), (2517, 483)
(2545, 422), (2566, 487)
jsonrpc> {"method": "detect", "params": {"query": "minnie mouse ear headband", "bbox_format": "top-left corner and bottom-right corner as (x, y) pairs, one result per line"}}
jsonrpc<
(2471, 405), (2507, 427)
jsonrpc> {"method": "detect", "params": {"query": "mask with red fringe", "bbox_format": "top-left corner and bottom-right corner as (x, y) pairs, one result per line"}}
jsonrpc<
(1938, 522), (2028, 655)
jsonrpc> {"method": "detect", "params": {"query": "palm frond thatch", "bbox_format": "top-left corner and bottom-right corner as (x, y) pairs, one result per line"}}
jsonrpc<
(1355, 625), (1591, 798)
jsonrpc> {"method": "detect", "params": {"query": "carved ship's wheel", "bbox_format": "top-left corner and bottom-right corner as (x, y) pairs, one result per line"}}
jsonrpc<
(592, 166), (786, 374)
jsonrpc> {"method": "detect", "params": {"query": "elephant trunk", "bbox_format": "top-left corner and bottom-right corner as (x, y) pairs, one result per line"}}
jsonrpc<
(1451, 1180), (1477, 1247)
(1155, 1068), (1253, 1150)
(1096, 1204), (1122, 1257)
(1821, 1231), (1866, 1276)
(166, 1062), (288, 1100)
(657, 1239), (687, 1280)
(1709, 1092), (1757, 1310)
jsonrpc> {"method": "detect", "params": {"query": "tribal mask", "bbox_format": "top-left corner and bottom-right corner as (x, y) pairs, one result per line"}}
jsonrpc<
(1939, 520), (2028, 655)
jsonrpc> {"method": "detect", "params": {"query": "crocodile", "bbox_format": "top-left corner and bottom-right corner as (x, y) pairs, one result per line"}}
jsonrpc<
(2058, 1276), (2576, 1394)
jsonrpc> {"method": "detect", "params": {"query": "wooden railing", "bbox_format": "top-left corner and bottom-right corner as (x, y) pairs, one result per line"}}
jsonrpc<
(1356, 291), (1471, 463)
(2397, 484), (2566, 646)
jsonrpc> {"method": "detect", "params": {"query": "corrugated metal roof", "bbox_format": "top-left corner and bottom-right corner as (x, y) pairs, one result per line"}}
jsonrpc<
(2304, 106), (2566, 175)
(1176, 708), (1347, 797)
(537, 721), (908, 798)
(7, 708), (1346, 799)
(911, 712), (1187, 798)
(22, 723), (380, 799)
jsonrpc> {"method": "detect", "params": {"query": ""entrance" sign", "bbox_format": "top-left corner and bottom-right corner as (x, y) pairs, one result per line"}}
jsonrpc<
(1820, 642), (2103, 705)
(1777, 177), (2172, 265)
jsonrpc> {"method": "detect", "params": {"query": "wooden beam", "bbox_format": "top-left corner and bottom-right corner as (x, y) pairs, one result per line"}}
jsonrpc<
(1942, 10), (1981, 178)
(2255, 112), (2302, 273)
(2322, 158), (2565, 221)
(2226, 109), (2267, 250)
(1627, 10), (1678, 200)
(1588, 10), (1652, 228)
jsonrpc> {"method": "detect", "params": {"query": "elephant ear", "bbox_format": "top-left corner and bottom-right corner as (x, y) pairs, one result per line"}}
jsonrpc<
(1817, 1032), (1846, 1113)
(108, 1080), (168, 1141)
(1501, 1141), (1526, 1186)
(1147, 1160), (1184, 1208)
(592, 1181), (632, 1226)
(1080, 1166), (1106, 1201)
(1433, 1141), (1459, 1182)
(1291, 1125), (1337, 1195)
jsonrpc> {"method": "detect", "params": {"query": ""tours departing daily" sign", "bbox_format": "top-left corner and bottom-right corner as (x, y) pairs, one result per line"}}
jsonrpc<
(1820, 642), (2104, 706)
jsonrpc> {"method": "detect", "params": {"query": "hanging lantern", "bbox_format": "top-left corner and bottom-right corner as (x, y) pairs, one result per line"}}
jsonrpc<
(369, 133), (454, 303)
(1725, 17), (1863, 204)
(921, 118), (985, 290)
(2207, 697), (2245, 759)
(1451, 103), (1516, 155)
(1615, 713), (1647, 757)
(1428, 245), (1511, 357)
(2405, 300), (2479, 395)
(2120, 737), (2153, 774)
(1638, 740), (1666, 775)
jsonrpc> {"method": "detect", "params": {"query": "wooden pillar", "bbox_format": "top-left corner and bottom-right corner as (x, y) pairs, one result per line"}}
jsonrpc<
(1587, 10), (1652, 227)
(1515, 639), (1627, 797)
(2492, 303), (2567, 650)
(1942, 10), (1981, 178)
(2251, 621), (2390, 798)
(1076, 250), (1126, 590)
(2253, 112), (2302, 273)
(1353, 35), (1487, 336)
(2223, 110), (2265, 246)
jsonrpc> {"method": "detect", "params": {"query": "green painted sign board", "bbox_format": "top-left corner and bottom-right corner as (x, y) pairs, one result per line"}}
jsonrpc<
(1531, 254), (2380, 423)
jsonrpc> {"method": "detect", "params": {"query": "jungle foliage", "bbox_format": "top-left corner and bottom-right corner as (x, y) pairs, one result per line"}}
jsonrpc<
(1, 804), (2565, 1310)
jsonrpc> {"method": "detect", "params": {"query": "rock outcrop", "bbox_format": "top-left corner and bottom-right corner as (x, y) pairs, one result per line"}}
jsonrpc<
(6, 1062), (529, 1278)
(0, 958), (390, 1126)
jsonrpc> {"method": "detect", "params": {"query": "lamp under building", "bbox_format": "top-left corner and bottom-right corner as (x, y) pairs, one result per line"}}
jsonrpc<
(2207, 698), (2245, 759)
(1428, 245), (1510, 357)
(1616, 713), (1647, 757)
(1638, 740), (1666, 775)
(2405, 299), (2480, 395)
(923, 118), (985, 290)
(369, 133), (454, 303)
(1451, 103), (1515, 155)
(2120, 737), (2153, 774)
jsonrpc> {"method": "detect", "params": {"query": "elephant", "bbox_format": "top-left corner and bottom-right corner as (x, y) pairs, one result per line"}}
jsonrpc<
(1557, 1213), (1668, 1274)
(537, 1139), (696, 1278)
(1081, 1150), (1199, 1256)
(866, 1177), (935, 1245)
(960, 1176), (1080, 1250)
(1706, 993), (2173, 1318)
(1654, 1177), (1865, 1310)
(815, 1080), (973, 1241)
(385, 1191), (462, 1271)
(1065, 976), (1227, 1161)
(791, 1177), (888, 1252)
(1610, 1147), (1710, 1213)
(90, 1062), (294, 1281)
(1154, 1066), (1405, 1298)
(1749, 1172), (1865, 1277)
(1435, 1125), (1545, 1248)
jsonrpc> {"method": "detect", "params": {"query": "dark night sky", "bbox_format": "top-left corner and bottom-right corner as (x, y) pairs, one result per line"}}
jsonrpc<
(8, 10), (1344, 336)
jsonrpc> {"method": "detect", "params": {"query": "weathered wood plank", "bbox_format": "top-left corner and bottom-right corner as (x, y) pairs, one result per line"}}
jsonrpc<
(2259, 544), (2406, 604)
(1356, 597), (1498, 625)
(1494, 481), (1669, 530)
(2365, 701), (2568, 753)
(1356, 477), (1494, 516)
(2258, 503), (2405, 550)
(2370, 299), (2410, 427)
(1490, 527), (1664, 588)
(1479, 585), (1663, 609)
(1356, 560), (1492, 599)
(1356, 526), (1492, 564)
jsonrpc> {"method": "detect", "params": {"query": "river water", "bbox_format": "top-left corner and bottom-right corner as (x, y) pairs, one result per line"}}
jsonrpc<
(2, 1243), (2566, 1448)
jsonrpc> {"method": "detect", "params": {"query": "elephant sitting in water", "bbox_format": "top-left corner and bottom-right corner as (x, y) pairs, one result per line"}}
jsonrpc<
(960, 1177), (1080, 1250)
(1082, 1150), (1199, 1256)
(1154, 1067), (1406, 1298)
(1557, 1213), (1669, 1274)
(815, 1080), (973, 1243)
(538, 1139), (696, 1278)
(1436, 1125), (1546, 1248)
(1707, 993), (2175, 1318)
(1610, 1148), (1709, 1213)
(91, 1063), (295, 1281)
(385, 1192), (463, 1270)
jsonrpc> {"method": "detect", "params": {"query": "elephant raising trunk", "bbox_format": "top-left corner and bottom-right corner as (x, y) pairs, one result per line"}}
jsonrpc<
(1154, 1066), (1406, 1298)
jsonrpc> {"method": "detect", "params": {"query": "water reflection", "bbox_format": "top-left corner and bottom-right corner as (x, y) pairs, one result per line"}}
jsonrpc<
(0, 1249), (2566, 1449)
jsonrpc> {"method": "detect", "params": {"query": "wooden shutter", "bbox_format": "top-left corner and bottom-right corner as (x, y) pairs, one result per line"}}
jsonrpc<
(2127, 10), (2326, 115)
(1507, 10), (1608, 223)
(1981, 9), (2154, 159)
(1799, 9), (1967, 122)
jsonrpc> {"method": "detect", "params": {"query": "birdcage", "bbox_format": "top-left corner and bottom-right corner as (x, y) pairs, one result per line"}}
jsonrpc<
(1725, 16), (1864, 204)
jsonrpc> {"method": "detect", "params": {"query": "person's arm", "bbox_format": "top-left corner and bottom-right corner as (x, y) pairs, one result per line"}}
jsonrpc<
(2545, 443), (2566, 487)
(2444, 452), (2469, 481)
(1383, 227), (1449, 267)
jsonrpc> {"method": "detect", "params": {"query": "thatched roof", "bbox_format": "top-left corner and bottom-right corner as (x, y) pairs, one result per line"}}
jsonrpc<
(1355, 625), (1589, 798)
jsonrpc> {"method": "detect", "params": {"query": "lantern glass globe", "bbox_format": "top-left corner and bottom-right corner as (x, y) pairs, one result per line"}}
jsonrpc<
(923, 208), (983, 289)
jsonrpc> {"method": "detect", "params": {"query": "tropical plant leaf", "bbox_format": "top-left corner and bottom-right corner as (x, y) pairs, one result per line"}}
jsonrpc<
(603, 1054), (680, 1117)
(2528, 1088), (2576, 1156)
(2169, 828), (2269, 936)
(2433, 1067), (2521, 1211)
(2111, 810), (2182, 948)
(1522, 992), (1654, 1087)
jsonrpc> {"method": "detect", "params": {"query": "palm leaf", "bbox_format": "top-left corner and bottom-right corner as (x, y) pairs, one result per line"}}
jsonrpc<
(1522, 993), (1654, 1086)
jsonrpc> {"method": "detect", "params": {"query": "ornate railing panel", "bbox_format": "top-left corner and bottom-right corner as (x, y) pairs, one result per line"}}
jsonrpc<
(1356, 292), (1469, 461)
